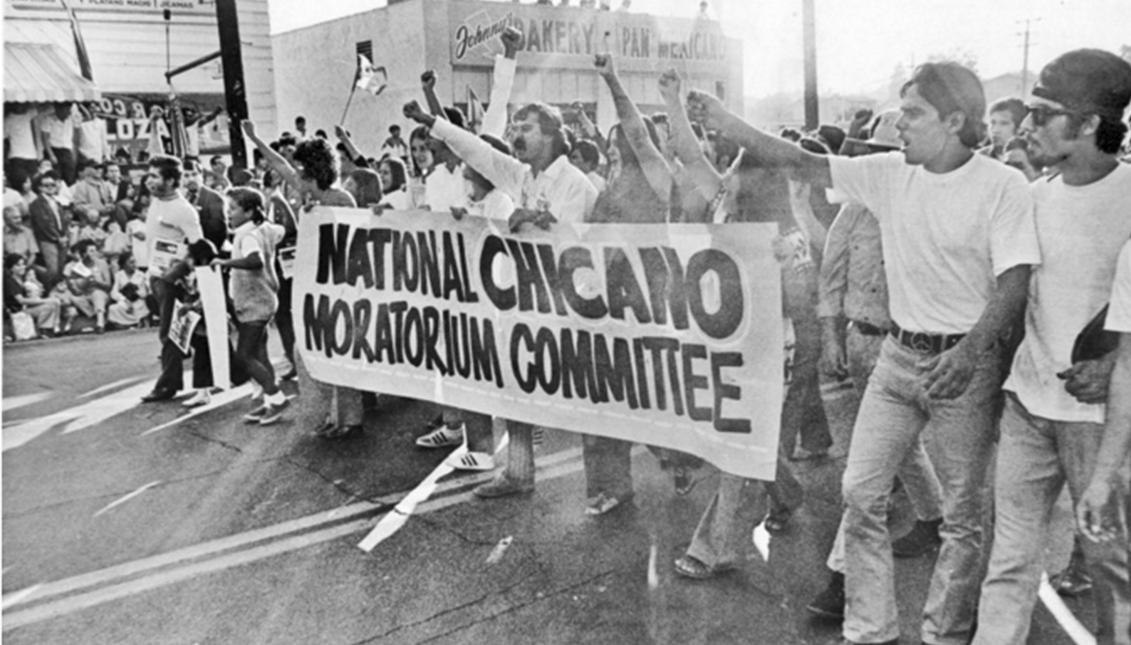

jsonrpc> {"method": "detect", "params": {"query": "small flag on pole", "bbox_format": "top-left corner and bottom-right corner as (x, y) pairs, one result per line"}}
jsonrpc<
(59, 0), (94, 81)
(466, 86), (485, 134)
(355, 55), (387, 96)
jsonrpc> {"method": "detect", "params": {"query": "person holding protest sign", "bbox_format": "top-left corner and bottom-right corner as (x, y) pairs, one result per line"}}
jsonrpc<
(211, 188), (289, 425)
(577, 52), (674, 516)
(405, 88), (598, 498)
(681, 63), (1039, 645)
(243, 121), (364, 438)
(657, 68), (806, 579)
(140, 155), (205, 403)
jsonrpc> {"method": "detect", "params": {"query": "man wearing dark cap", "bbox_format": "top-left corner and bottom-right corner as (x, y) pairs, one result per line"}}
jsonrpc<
(682, 60), (1040, 645)
(971, 48), (1131, 645)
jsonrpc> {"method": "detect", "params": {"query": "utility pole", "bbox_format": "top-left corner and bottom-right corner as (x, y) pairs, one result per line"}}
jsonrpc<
(215, 0), (249, 169)
(1018, 18), (1040, 98)
(801, 0), (818, 129)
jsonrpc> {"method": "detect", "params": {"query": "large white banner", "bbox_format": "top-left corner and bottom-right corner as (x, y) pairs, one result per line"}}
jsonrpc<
(295, 208), (784, 481)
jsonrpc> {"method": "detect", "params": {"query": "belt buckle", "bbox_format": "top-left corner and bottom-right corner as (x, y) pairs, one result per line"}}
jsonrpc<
(910, 332), (935, 353)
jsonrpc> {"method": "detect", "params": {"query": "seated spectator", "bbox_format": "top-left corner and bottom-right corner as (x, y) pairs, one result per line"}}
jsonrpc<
(3, 205), (42, 279)
(71, 160), (117, 227)
(59, 239), (112, 333)
(4, 253), (62, 338)
(107, 251), (150, 329)
(102, 219), (130, 268)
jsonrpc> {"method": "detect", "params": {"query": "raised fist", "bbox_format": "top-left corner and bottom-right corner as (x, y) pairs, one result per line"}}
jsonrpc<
(240, 119), (258, 140)
(403, 100), (429, 124)
(421, 70), (437, 90)
(501, 27), (524, 58)
(686, 90), (726, 129)
(594, 53), (615, 78)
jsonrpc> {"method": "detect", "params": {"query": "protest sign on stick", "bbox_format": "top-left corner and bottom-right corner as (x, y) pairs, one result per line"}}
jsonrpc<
(294, 208), (784, 481)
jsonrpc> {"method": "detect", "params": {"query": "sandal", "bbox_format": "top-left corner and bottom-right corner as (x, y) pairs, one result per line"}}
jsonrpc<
(764, 506), (793, 534)
(673, 466), (697, 496)
(585, 492), (633, 516)
(673, 555), (735, 580)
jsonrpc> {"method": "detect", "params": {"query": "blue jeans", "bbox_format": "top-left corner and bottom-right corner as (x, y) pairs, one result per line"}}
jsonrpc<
(827, 324), (944, 573)
(842, 337), (1001, 645)
(973, 393), (1130, 645)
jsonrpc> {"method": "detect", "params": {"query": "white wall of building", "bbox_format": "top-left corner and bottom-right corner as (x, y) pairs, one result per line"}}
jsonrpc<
(272, 0), (742, 158)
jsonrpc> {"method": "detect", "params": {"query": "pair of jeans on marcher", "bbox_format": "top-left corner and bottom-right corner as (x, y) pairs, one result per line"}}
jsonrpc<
(842, 337), (1001, 645)
(973, 393), (1131, 645)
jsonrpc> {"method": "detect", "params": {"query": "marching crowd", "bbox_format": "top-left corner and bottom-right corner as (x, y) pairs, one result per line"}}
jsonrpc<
(5, 24), (1131, 645)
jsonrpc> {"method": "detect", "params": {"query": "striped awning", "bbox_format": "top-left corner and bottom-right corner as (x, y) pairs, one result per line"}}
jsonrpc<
(4, 42), (100, 104)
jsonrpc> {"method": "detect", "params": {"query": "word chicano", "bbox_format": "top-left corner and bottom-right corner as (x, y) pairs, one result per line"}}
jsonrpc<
(303, 223), (752, 432)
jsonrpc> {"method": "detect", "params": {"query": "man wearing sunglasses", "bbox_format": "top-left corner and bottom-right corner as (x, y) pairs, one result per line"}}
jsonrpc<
(972, 48), (1131, 645)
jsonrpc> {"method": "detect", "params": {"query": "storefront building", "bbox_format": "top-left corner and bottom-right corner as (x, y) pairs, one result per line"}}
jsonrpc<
(273, 0), (742, 155)
(4, 0), (276, 164)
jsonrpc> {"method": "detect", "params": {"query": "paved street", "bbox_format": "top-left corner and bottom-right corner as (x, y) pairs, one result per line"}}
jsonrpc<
(2, 329), (1084, 644)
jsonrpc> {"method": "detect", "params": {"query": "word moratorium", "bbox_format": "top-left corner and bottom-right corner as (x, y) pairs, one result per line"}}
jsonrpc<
(295, 209), (784, 480)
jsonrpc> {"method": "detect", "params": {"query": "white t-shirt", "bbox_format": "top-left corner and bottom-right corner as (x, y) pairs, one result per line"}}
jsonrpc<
(1006, 164), (1131, 423)
(40, 111), (76, 151)
(467, 188), (514, 221)
(144, 194), (203, 277)
(4, 111), (39, 160)
(127, 219), (149, 268)
(1107, 239), (1131, 333)
(828, 152), (1039, 334)
(76, 118), (108, 161)
(381, 189), (410, 211)
(424, 162), (466, 213)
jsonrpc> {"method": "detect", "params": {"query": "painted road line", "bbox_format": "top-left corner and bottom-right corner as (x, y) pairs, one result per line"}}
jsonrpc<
(1039, 571), (1096, 645)
(2, 448), (590, 632)
(357, 446), (463, 552)
(92, 481), (163, 518)
(485, 536), (514, 565)
(79, 376), (149, 399)
(357, 433), (512, 552)
(2, 446), (584, 614)
(1, 392), (53, 412)
(139, 384), (255, 437)
(2, 380), (158, 452)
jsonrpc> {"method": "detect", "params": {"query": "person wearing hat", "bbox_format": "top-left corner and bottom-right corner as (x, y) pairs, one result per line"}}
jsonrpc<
(971, 48), (1131, 645)
(805, 109), (946, 621)
(682, 60), (1040, 645)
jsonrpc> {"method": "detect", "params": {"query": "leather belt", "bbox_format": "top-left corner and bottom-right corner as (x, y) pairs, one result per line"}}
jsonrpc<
(849, 320), (886, 337)
(889, 322), (965, 354)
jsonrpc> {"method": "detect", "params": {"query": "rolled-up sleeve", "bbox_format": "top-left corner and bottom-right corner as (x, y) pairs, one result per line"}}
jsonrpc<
(482, 57), (516, 139)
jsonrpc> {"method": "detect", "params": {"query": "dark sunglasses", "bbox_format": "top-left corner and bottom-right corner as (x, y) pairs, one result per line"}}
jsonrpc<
(1025, 104), (1083, 126)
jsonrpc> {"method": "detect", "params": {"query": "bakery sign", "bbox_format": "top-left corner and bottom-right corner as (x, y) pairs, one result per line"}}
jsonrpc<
(5, 0), (214, 14)
(450, 1), (728, 67)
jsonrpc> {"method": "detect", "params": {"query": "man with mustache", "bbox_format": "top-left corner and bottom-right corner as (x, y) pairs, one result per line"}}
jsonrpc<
(404, 93), (597, 498)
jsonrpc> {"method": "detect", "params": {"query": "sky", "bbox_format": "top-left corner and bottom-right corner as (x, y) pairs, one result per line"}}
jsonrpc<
(267, 0), (1131, 98)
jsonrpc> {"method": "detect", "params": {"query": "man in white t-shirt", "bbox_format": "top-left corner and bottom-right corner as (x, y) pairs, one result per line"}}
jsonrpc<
(972, 49), (1131, 645)
(141, 155), (204, 403)
(684, 61), (1039, 645)
(4, 104), (43, 180)
(40, 103), (79, 185)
